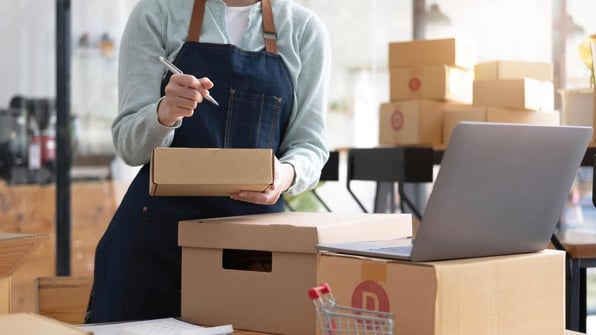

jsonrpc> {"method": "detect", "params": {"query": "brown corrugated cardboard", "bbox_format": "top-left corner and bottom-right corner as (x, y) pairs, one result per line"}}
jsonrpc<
(378, 100), (445, 146)
(475, 60), (553, 81)
(390, 65), (474, 103)
(0, 313), (91, 334)
(0, 233), (47, 314)
(473, 78), (554, 111)
(179, 212), (413, 335)
(149, 147), (274, 196)
(442, 106), (560, 144)
(388, 37), (477, 69)
(317, 250), (565, 335)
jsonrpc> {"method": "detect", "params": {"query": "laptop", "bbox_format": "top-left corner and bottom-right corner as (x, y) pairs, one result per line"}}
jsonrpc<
(317, 122), (592, 262)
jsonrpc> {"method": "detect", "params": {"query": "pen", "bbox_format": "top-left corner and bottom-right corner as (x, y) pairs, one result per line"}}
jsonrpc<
(158, 56), (220, 106)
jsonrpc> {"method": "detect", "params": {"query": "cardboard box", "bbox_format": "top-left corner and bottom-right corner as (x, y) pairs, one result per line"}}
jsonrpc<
(475, 60), (553, 81)
(388, 37), (477, 69)
(390, 65), (474, 103)
(178, 212), (413, 335)
(559, 88), (594, 128)
(0, 313), (91, 334)
(0, 233), (46, 314)
(317, 250), (565, 335)
(473, 78), (554, 111)
(378, 100), (445, 146)
(150, 147), (274, 196)
(442, 106), (560, 144)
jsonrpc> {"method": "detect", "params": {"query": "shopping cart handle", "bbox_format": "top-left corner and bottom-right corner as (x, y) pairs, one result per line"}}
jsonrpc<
(308, 282), (332, 300)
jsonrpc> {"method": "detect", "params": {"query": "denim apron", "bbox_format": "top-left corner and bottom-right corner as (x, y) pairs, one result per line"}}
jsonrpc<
(86, 0), (293, 322)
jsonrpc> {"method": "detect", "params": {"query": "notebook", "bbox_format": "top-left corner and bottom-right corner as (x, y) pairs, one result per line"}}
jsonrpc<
(317, 122), (592, 262)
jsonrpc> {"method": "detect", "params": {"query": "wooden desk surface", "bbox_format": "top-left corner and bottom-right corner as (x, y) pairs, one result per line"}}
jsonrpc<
(556, 220), (596, 259)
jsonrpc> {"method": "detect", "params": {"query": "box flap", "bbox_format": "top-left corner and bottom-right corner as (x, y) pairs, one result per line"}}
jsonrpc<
(0, 313), (91, 334)
(179, 212), (412, 254)
(0, 233), (47, 277)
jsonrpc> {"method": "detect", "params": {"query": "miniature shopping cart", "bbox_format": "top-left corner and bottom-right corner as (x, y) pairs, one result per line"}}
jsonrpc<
(308, 283), (394, 335)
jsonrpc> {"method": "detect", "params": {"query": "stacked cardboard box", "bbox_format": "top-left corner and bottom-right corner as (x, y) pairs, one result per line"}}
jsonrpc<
(318, 249), (565, 335)
(444, 60), (560, 144)
(381, 38), (477, 146)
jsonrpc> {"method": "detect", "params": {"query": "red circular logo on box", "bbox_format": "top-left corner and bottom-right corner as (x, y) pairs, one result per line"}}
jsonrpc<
(351, 280), (390, 312)
(391, 109), (404, 131)
(409, 77), (421, 91)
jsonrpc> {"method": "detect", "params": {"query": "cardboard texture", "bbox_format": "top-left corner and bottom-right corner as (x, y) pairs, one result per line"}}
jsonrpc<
(474, 60), (553, 81)
(388, 37), (477, 69)
(178, 212), (413, 335)
(558, 88), (594, 128)
(473, 78), (554, 111)
(378, 100), (445, 146)
(442, 106), (560, 144)
(390, 65), (474, 103)
(0, 233), (47, 314)
(0, 313), (91, 335)
(317, 250), (565, 335)
(150, 147), (274, 196)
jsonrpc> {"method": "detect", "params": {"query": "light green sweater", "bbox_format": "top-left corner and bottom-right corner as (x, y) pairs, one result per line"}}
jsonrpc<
(114, 0), (331, 194)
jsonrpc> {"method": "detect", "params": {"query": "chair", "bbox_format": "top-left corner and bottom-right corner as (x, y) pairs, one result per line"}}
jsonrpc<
(346, 147), (433, 217)
(35, 276), (93, 324)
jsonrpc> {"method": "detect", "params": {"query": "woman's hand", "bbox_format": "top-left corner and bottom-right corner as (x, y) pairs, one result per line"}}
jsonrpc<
(157, 74), (214, 126)
(230, 157), (295, 205)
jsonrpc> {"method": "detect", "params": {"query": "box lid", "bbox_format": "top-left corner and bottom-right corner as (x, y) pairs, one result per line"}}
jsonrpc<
(150, 147), (274, 196)
(0, 313), (91, 334)
(0, 233), (47, 277)
(178, 212), (412, 254)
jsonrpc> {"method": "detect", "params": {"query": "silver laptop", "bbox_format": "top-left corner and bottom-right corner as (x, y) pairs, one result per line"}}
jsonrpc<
(317, 122), (592, 261)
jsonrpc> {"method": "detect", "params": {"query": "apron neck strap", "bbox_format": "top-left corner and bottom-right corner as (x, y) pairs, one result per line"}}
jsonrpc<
(187, 0), (278, 55)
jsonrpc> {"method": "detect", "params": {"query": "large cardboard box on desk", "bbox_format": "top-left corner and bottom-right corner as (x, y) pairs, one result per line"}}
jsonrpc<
(390, 65), (474, 103)
(0, 233), (46, 314)
(178, 212), (413, 335)
(473, 78), (554, 111)
(317, 249), (565, 335)
(389, 37), (476, 69)
(474, 60), (553, 81)
(379, 100), (448, 146)
(150, 147), (273, 196)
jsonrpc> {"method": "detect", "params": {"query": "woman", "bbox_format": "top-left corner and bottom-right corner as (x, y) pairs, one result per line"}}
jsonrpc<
(86, 0), (331, 323)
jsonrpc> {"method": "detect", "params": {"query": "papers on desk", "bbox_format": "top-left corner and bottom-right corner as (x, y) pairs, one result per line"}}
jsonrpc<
(80, 318), (233, 335)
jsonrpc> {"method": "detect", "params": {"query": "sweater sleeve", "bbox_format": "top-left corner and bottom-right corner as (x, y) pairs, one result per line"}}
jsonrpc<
(112, 0), (179, 166)
(279, 12), (331, 195)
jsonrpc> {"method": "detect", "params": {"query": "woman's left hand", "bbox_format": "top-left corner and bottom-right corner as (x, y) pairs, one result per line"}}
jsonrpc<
(230, 157), (295, 205)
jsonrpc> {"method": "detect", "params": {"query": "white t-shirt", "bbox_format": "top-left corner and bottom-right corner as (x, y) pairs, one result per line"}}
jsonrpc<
(225, 5), (253, 45)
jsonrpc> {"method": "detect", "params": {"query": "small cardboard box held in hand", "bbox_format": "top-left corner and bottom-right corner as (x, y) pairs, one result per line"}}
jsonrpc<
(318, 249), (565, 335)
(150, 147), (274, 196)
(0, 233), (46, 314)
(178, 212), (412, 335)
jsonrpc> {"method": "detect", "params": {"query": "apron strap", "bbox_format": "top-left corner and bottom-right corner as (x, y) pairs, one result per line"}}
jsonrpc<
(187, 0), (278, 55)
(187, 0), (206, 42)
(261, 0), (278, 54)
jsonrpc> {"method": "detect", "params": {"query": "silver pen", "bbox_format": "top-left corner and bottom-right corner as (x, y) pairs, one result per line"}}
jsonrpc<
(158, 56), (220, 106)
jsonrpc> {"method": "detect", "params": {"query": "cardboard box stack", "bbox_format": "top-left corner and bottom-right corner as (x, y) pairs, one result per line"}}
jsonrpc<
(443, 60), (560, 144)
(381, 38), (477, 146)
(178, 212), (412, 335)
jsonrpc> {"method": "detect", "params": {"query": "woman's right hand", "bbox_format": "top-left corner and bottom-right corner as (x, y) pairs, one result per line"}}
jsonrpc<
(157, 74), (214, 126)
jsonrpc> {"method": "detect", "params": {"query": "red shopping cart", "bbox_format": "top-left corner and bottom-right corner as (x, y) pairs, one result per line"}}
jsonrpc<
(308, 283), (394, 335)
